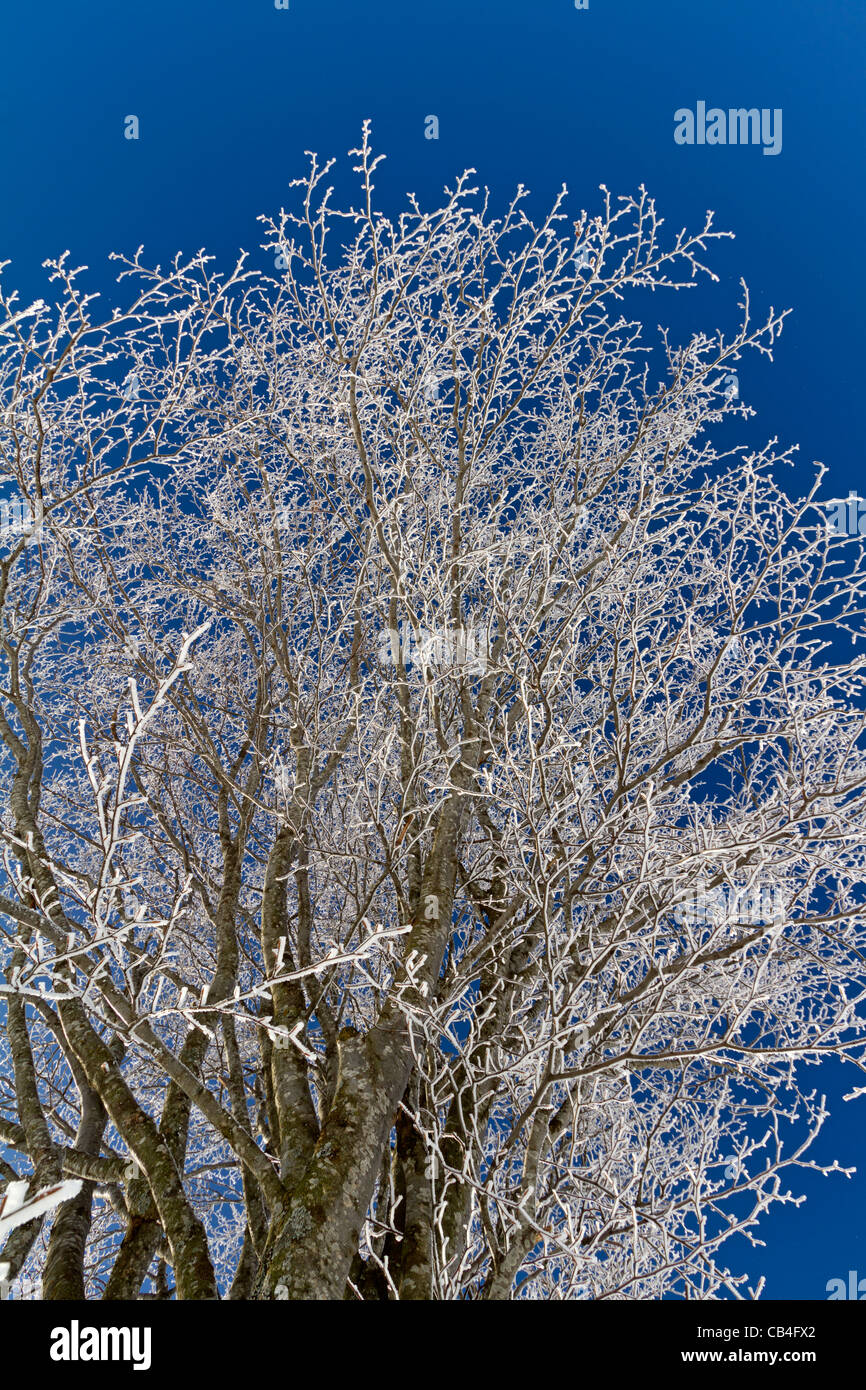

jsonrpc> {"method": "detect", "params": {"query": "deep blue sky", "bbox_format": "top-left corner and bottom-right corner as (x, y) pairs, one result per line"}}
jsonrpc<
(1, 0), (863, 1299)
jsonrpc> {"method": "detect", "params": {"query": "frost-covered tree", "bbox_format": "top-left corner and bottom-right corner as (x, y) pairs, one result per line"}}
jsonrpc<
(1, 126), (865, 1300)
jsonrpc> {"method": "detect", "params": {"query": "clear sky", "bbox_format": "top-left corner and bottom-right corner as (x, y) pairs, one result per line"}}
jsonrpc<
(0, 0), (863, 1299)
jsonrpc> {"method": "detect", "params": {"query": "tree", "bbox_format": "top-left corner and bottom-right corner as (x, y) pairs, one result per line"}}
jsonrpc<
(1, 124), (865, 1301)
